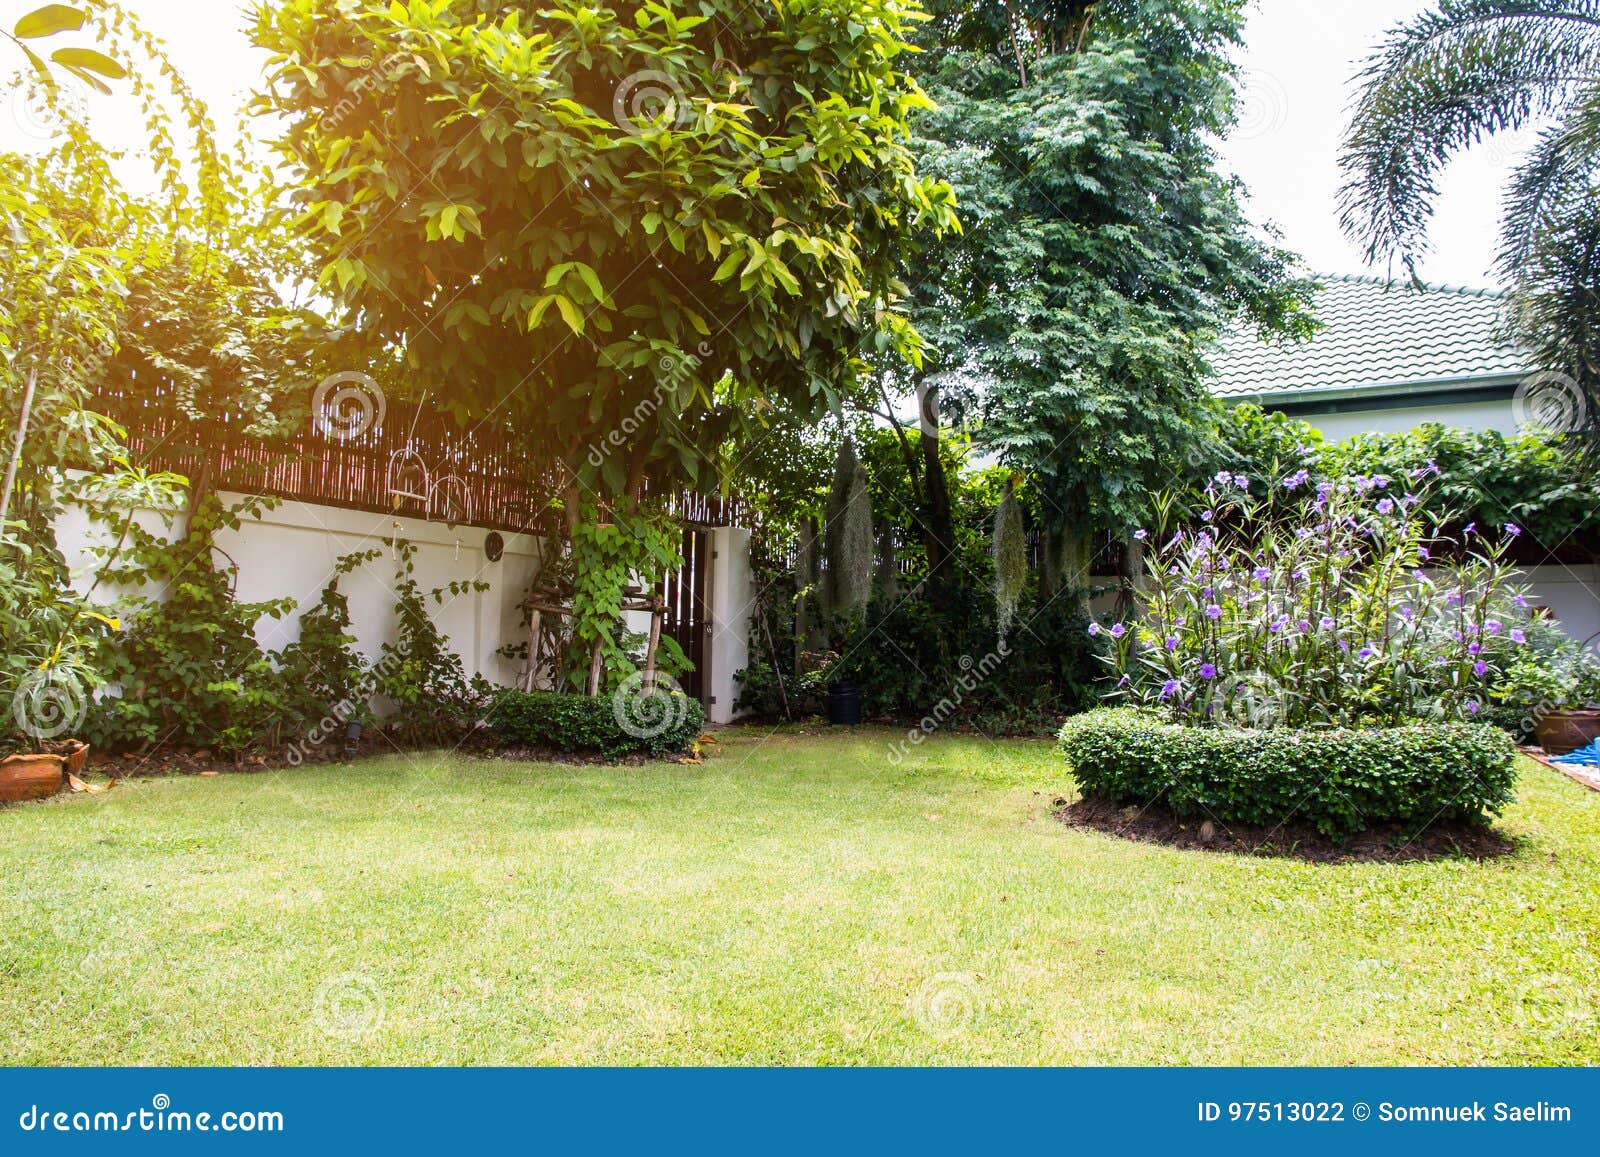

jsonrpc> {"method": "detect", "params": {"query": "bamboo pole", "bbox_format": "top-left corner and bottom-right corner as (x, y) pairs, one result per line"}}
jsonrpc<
(0, 366), (39, 527)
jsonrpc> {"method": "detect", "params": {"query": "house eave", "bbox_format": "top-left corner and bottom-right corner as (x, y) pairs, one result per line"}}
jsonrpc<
(1222, 372), (1525, 416)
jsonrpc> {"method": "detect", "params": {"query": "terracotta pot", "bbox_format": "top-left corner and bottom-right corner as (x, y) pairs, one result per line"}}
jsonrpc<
(0, 753), (65, 803)
(1535, 709), (1600, 757)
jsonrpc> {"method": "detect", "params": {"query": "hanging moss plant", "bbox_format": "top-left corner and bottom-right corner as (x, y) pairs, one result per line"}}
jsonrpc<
(994, 477), (1027, 641)
(826, 439), (874, 621)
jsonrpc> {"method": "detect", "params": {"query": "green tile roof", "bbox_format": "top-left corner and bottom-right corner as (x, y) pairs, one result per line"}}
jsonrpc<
(1209, 275), (1532, 404)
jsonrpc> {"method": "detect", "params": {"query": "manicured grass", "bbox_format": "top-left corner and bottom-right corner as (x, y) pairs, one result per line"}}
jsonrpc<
(2, 728), (1597, 1064)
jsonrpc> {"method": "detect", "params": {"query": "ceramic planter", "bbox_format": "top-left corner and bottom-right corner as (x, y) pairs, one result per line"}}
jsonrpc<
(0, 752), (65, 803)
(1535, 709), (1600, 757)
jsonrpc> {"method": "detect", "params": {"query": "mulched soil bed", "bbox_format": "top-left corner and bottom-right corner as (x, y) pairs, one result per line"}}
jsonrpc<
(1055, 796), (1518, 864)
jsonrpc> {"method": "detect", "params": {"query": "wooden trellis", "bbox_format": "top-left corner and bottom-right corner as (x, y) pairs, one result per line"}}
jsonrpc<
(519, 585), (668, 696)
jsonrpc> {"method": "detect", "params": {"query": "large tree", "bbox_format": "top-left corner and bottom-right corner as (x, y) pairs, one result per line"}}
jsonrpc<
(890, 0), (1313, 606)
(253, 0), (955, 509)
(1341, 0), (1600, 448)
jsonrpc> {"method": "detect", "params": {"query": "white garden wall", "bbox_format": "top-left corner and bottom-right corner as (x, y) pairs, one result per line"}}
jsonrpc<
(53, 477), (754, 724)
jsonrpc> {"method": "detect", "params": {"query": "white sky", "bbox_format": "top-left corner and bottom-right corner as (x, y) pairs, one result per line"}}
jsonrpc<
(1, 0), (1520, 289)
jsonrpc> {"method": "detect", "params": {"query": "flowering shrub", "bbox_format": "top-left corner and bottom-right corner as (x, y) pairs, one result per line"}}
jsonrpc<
(1090, 469), (1534, 728)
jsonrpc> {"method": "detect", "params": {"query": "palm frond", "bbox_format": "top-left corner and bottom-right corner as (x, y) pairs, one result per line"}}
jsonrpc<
(1497, 82), (1600, 276)
(1340, 0), (1600, 270)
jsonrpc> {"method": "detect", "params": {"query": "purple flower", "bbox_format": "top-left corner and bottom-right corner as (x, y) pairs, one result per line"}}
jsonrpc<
(1205, 604), (1223, 620)
(1118, 675), (1132, 688)
(1291, 567), (1308, 581)
(1505, 523), (1522, 538)
(1485, 620), (1502, 635)
(1134, 529), (1148, 541)
(1446, 590), (1463, 606)
(1468, 643), (1481, 656)
(1357, 646), (1375, 659)
(1160, 679), (1180, 700)
(1376, 498), (1394, 514)
(1510, 629), (1527, 645)
(1270, 615), (1289, 634)
(1201, 510), (1215, 523)
(1109, 623), (1127, 639)
(1199, 663), (1217, 681)
(1253, 567), (1271, 583)
(1165, 636), (1179, 651)
(1319, 616), (1335, 631)
(1417, 546), (1430, 560)
(1463, 521), (1477, 537)
(1473, 660), (1488, 677)
(1466, 700), (1481, 715)
(1514, 595), (1529, 609)
(1284, 469), (1311, 491)
(1087, 623), (1101, 637)
(1297, 619), (1312, 634)
(1234, 474), (1249, 490)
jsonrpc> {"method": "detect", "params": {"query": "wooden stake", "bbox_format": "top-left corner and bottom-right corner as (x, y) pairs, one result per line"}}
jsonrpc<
(586, 638), (604, 697)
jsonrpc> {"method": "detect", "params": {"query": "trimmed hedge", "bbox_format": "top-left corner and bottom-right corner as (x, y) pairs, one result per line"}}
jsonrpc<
(1058, 708), (1518, 837)
(487, 689), (704, 758)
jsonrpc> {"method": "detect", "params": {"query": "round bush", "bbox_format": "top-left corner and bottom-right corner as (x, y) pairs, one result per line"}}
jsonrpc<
(1058, 707), (1518, 837)
(487, 689), (704, 758)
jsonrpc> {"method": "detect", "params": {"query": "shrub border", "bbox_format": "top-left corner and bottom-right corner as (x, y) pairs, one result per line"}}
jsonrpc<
(1058, 707), (1518, 838)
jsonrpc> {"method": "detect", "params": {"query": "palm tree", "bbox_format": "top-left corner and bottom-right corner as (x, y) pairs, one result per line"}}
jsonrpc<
(1340, 0), (1600, 441)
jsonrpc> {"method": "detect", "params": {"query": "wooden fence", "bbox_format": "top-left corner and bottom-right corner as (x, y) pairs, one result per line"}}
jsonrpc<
(89, 380), (746, 535)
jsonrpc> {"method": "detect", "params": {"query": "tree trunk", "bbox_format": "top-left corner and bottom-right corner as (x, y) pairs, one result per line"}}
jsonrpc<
(1115, 538), (1144, 619)
(918, 381), (958, 611)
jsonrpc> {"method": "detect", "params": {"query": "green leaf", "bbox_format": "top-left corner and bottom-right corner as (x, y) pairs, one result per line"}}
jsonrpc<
(49, 46), (127, 80)
(554, 295), (584, 335)
(14, 4), (86, 39)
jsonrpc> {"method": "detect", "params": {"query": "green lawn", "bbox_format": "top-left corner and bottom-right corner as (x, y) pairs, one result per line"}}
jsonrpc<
(2, 728), (1597, 1065)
